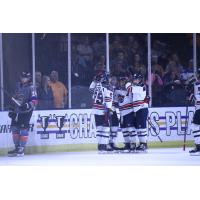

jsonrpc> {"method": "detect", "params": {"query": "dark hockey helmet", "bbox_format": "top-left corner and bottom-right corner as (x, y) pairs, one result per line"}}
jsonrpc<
(132, 73), (143, 80)
(119, 76), (128, 88)
(95, 70), (110, 83)
(20, 71), (32, 83)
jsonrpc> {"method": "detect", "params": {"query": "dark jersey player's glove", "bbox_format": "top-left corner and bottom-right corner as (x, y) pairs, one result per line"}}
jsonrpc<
(20, 103), (32, 111)
(8, 111), (17, 119)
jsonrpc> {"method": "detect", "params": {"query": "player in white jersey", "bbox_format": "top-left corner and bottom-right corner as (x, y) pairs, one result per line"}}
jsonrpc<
(115, 77), (137, 152)
(126, 73), (149, 153)
(108, 75), (121, 152)
(89, 71), (113, 153)
(189, 68), (200, 156)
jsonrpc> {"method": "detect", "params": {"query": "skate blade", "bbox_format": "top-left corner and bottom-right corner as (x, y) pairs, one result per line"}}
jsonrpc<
(130, 150), (137, 153)
(17, 153), (24, 157)
(120, 150), (130, 153)
(136, 150), (148, 154)
(113, 150), (120, 153)
(8, 154), (17, 157)
(190, 152), (200, 156)
(98, 151), (108, 154)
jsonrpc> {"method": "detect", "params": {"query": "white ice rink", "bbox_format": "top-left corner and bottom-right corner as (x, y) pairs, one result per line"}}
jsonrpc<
(0, 148), (200, 166)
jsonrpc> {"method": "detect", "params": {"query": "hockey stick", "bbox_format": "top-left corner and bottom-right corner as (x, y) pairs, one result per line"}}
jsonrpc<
(183, 104), (189, 151)
(0, 86), (22, 107)
(147, 118), (163, 143)
(0, 86), (33, 114)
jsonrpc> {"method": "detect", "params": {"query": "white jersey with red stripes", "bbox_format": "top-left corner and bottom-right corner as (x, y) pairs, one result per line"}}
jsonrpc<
(114, 87), (133, 117)
(126, 82), (148, 112)
(89, 81), (113, 115)
(194, 81), (200, 110)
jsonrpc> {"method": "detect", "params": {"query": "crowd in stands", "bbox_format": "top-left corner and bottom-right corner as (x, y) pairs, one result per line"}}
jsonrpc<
(35, 70), (68, 110)
(71, 34), (199, 107)
(35, 33), (200, 109)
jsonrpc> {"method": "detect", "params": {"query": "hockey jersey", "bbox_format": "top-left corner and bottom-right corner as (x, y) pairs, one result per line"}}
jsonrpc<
(9, 82), (37, 128)
(89, 81), (113, 115)
(193, 81), (200, 110)
(114, 87), (133, 117)
(126, 82), (148, 112)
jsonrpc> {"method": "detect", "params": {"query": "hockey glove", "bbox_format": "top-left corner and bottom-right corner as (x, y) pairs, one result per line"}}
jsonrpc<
(8, 112), (17, 119)
(20, 103), (32, 111)
(144, 95), (150, 104)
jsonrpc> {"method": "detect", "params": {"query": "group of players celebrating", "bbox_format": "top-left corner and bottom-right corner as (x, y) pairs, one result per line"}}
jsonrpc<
(89, 70), (149, 154)
(6, 69), (200, 157)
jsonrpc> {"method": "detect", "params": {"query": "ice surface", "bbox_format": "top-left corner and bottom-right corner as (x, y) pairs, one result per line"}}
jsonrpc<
(0, 148), (199, 166)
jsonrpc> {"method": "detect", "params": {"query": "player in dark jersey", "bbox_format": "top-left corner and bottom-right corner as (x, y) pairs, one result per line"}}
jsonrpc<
(8, 72), (37, 157)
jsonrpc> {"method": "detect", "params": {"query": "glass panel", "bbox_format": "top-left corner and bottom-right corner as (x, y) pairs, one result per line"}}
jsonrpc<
(109, 33), (147, 78)
(0, 33), (2, 111)
(35, 33), (68, 109)
(3, 33), (32, 110)
(196, 33), (200, 70)
(151, 33), (192, 107)
(71, 33), (106, 109)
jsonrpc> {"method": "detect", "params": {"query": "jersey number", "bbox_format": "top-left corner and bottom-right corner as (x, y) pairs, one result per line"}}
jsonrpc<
(93, 89), (103, 104)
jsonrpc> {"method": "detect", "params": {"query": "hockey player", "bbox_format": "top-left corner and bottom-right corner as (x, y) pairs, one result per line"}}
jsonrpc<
(115, 77), (136, 153)
(189, 68), (200, 156)
(8, 72), (37, 157)
(126, 73), (149, 153)
(108, 75), (121, 152)
(89, 71), (114, 153)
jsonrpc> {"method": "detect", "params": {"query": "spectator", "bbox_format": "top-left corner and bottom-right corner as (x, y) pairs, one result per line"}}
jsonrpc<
(92, 36), (106, 58)
(163, 63), (181, 89)
(110, 35), (124, 58)
(132, 53), (146, 77)
(94, 54), (106, 73)
(49, 70), (68, 109)
(37, 75), (54, 110)
(111, 61), (127, 77)
(77, 36), (93, 69)
(165, 60), (182, 76)
(35, 71), (42, 88)
(152, 54), (164, 78)
(152, 40), (169, 69)
(126, 36), (137, 65)
(162, 64), (186, 106)
(146, 70), (164, 106)
(180, 59), (194, 81)
(169, 53), (184, 72)
(111, 50), (129, 73)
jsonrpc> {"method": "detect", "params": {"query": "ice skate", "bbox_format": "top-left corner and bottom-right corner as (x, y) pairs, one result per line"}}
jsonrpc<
(109, 143), (122, 153)
(121, 143), (131, 153)
(189, 144), (200, 156)
(8, 148), (18, 157)
(98, 144), (108, 154)
(130, 143), (137, 153)
(16, 147), (25, 157)
(136, 143), (148, 153)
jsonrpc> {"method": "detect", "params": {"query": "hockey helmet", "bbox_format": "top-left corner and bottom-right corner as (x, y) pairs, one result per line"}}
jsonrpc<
(132, 73), (143, 81)
(95, 70), (110, 83)
(119, 76), (128, 88)
(20, 71), (32, 83)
